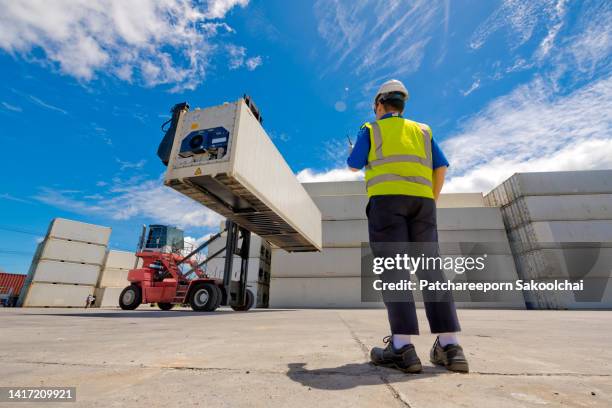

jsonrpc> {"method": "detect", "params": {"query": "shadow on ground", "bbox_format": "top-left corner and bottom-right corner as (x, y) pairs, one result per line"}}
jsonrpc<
(287, 362), (445, 390)
(23, 309), (294, 318)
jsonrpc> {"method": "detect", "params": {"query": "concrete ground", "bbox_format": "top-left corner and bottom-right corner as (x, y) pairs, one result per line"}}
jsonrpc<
(1, 308), (611, 408)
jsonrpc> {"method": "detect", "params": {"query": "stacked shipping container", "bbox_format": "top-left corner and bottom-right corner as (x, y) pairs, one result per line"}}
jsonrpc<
(95, 250), (140, 307)
(269, 181), (524, 309)
(484, 170), (612, 309)
(18, 219), (111, 307)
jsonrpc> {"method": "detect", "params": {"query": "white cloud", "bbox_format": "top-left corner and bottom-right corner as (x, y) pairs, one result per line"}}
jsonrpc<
(245, 55), (262, 71)
(297, 168), (363, 183)
(442, 75), (612, 193)
(0, 193), (32, 204)
(469, 0), (566, 51)
(561, 4), (612, 79)
(314, 0), (442, 78)
(0, 0), (251, 91)
(115, 158), (146, 171)
(34, 176), (223, 229)
(204, 0), (249, 19)
(227, 44), (246, 69)
(28, 95), (67, 114)
(184, 233), (214, 250)
(461, 79), (480, 96)
(226, 44), (262, 71)
(1, 101), (22, 112)
(535, 0), (567, 60)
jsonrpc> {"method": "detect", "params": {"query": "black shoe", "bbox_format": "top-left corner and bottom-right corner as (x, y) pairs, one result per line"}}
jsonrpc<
(370, 335), (422, 373)
(430, 337), (469, 373)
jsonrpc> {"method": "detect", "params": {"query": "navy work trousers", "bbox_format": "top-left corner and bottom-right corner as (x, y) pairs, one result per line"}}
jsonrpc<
(366, 195), (461, 335)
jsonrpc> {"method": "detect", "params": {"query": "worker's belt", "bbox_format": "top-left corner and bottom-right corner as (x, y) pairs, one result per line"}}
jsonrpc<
(365, 121), (433, 170)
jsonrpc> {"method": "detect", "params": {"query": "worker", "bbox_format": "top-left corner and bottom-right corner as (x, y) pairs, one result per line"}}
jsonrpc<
(347, 79), (469, 373)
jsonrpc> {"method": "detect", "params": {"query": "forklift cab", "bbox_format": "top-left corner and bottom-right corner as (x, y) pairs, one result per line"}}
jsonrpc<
(142, 225), (185, 253)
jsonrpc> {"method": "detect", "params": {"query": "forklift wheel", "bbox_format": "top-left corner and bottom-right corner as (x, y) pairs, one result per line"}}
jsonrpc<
(211, 285), (223, 310)
(190, 283), (219, 311)
(157, 303), (175, 311)
(231, 289), (255, 312)
(119, 285), (142, 310)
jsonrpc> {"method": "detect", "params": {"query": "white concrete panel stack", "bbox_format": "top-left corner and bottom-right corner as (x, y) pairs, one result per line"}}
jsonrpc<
(19, 218), (110, 307)
(95, 250), (139, 308)
(206, 231), (271, 307)
(484, 170), (612, 309)
(270, 181), (523, 309)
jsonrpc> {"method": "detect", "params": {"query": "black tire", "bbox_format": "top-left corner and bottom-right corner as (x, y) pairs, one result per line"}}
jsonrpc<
(189, 283), (219, 311)
(210, 285), (222, 311)
(119, 285), (141, 310)
(231, 289), (255, 312)
(157, 302), (175, 311)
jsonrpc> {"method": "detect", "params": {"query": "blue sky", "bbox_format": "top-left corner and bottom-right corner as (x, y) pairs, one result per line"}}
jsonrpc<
(1, 0), (611, 274)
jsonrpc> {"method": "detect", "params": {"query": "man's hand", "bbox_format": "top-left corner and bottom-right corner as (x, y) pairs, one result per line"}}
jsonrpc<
(432, 166), (447, 202)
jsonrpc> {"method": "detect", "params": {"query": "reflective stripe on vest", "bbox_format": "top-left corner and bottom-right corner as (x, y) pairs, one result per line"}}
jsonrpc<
(366, 174), (433, 189)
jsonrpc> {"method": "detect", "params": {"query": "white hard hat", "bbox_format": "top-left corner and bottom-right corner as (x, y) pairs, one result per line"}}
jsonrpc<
(374, 79), (409, 104)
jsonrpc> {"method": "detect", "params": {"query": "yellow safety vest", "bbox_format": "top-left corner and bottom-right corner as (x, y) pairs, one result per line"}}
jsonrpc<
(364, 116), (434, 198)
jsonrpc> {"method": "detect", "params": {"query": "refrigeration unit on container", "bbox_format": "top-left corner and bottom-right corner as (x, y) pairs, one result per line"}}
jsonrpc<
(158, 97), (322, 252)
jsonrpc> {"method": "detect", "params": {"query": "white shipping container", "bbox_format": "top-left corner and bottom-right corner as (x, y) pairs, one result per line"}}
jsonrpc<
(304, 181), (484, 207)
(437, 193), (485, 208)
(23, 283), (94, 307)
(104, 250), (138, 270)
(95, 287), (124, 308)
(206, 257), (267, 283)
(438, 229), (514, 244)
(48, 218), (111, 246)
(269, 276), (524, 309)
(164, 99), (322, 252)
(272, 248), (362, 277)
(511, 170), (612, 198)
(485, 170), (612, 206)
(321, 211), (506, 247)
(40, 238), (107, 265)
(269, 277), (373, 308)
(508, 220), (612, 247)
(32, 260), (101, 286)
(501, 195), (612, 230)
(207, 232), (269, 260)
(98, 268), (130, 288)
(438, 207), (505, 230)
(302, 181), (366, 197)
(312, 195), (367, 221)
(517, 277), (612, 310)
(311, 193), (488, 221)
(271, 247), (518, 280)
(513, 247), (612, 280)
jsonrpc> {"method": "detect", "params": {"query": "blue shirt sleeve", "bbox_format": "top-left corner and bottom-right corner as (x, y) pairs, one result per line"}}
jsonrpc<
(431, 137), (449, 169)
(346, 126), (370, 169)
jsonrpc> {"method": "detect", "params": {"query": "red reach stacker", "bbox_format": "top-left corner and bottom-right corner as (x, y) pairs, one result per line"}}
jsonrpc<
(119, 222), (255, 312)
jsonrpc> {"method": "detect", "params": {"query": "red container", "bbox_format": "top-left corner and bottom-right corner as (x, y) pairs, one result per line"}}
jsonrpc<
(0, 272), (26, 296)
